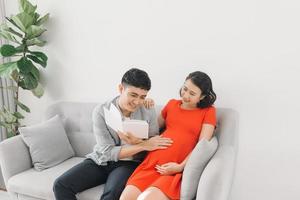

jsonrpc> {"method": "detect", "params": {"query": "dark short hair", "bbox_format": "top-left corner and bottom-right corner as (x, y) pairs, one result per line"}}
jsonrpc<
(183, 71), (217, 108)
(121, 68), (151, 91)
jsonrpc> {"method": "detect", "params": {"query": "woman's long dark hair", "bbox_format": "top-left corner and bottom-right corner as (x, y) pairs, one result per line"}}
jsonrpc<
(184, 71), (216, 108)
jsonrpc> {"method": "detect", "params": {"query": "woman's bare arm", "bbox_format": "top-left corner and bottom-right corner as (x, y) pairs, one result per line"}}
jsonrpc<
(199, 124), (215, 141)
(158, 114), (165, 129)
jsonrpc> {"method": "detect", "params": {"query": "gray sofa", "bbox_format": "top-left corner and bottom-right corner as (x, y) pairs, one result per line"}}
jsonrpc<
(0, 102), (238, 200)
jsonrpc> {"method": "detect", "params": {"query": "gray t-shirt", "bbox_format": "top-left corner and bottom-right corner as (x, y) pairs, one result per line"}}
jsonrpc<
(86, 96), (159, 165)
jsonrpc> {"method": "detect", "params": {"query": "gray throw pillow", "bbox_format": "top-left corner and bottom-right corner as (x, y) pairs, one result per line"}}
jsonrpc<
(20, 115), (75, 171)
(181, 136), (218, 200)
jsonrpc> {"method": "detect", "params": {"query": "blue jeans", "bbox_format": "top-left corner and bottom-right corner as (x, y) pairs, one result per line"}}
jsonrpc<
(53, 159), (139, 200)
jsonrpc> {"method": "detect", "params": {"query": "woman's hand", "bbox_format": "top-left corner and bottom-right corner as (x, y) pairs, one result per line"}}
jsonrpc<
(155, 162), (183, 175)
(143, 98), (155, 109)
(117, 131), (143, 145)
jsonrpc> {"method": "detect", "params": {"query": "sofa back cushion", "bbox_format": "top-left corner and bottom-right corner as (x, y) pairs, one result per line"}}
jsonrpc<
(45, 102), (97, 157)
(45, 102), (97, 133)
(215, 108), (238, 147)
(44, 102), (238, 158)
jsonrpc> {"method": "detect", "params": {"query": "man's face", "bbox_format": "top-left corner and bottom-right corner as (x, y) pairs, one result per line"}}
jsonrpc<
(118, 84), (148, 113)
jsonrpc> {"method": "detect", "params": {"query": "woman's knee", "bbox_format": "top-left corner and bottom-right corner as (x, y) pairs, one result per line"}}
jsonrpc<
(137, 187), (169, 200)
(120, 185), (141, 200)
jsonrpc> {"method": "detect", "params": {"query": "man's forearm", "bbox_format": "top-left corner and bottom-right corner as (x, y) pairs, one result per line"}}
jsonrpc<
(118, 143), (145, 159)
(118, 135), (173, 159)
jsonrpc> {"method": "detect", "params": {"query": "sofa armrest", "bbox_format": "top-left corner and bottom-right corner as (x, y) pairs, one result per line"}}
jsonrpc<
(196, 145), (236, 200)
(0, 135), (32, 187)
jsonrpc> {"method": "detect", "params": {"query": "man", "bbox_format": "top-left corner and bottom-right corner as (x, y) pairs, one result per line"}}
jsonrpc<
(53, 68), (173, 200)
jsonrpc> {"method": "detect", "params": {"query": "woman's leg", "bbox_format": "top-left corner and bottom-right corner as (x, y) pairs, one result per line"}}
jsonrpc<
(120, 185), (142, 200)
(137, 187), (170, 200)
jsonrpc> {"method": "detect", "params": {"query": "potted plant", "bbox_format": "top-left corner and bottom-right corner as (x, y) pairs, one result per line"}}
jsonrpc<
(0, 0), (49, 137)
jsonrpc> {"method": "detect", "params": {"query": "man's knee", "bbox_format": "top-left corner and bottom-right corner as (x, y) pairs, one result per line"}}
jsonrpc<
(53, 176), (69, 194)
(101, 181), (127, 200)
(53, 176), (77, 200)
(101, 185), (124, 200)
(53, 177), (63, 193)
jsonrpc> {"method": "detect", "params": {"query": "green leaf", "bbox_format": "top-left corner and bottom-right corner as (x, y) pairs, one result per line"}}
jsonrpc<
(2, 108), (17, 124)
(15, 45), (25, 53)
(0, 44), (17, 56)
(0, 31), (18, 43)
(36, 13), (50, 26)
(0, 23), (11, 32)
(29, 64), (40, 81)
(31, 82), (44, 98)
(0, 62), (18, 77)
(30, 51), (48, 62)
(27, 54), (47, 67)
(0, 121), (11, 129)
(19, 0), (37, 14)
(0, 110), (4, 118)
(7, 130), (16, 138)
(13, 111), (25, 119)
(15, 98), (30, 112)
(19, 72), (38, 89)
(0, 22), (23, 38)
(26, 38), (46, 46)
(26, 25), (46, 39)
(11, 12), (35, 32)
(0, 24), (20, 43)
(33, 13), (40, 24)
(7, 27), (23, 38)
(5, 17), (24, 33)
(17, 57), (34, 74)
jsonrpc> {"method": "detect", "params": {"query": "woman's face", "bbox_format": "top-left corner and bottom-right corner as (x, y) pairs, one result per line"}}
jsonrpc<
(180, 79), (204, 108)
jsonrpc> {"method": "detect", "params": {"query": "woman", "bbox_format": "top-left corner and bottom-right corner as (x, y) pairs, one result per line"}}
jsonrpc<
(120, 71), (217, 200)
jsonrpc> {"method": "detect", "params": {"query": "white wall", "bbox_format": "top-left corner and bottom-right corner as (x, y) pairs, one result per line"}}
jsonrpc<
(4, 0), (300, 199)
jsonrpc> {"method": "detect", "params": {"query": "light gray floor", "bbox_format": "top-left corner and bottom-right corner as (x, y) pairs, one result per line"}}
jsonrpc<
(0, 190), (10, 200)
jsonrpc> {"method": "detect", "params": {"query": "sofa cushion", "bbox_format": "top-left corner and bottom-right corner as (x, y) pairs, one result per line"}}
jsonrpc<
(7, 157), (104, 200)
(76, 185), (104, 200)
(20, 115), (75, 171)
(180, 136), (218, 200)
(67, 131), (96, 157)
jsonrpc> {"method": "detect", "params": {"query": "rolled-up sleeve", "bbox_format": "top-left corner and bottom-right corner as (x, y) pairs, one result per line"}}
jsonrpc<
(86, 104), (121, 165)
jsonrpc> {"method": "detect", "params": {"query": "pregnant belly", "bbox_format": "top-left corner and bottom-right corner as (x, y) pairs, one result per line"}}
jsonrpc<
(146, 129), (198, 164)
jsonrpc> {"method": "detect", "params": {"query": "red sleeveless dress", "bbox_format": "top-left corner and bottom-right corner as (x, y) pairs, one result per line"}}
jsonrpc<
(126, 99), (216, 199)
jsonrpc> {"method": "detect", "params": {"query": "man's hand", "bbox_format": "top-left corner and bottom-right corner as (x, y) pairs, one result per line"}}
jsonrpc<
(143, 98), (155, 109)
(140, 136), (173, 151)
(155, 162), (183, 175)
(117, 131), (143, 145)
